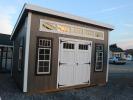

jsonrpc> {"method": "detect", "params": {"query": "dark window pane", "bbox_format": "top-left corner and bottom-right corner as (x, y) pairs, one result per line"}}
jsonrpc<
(44, 67), (49, 72)
(39, 49), (45, 54)
(45, 49), (50, 54)
(39, 61), (44, 67)
(39, 55), (44, 60)
(79, 44), (88, 50)
(39, 67), (44, 72)
(44, 61), (49, 66)
(47, 41), (50, 46)
(7, 51), (12, 58)
(39, 40), (43, 46)
(44, 55), (50, 60)
(63, 43), (74, 49)
(72, 44), (74, 49)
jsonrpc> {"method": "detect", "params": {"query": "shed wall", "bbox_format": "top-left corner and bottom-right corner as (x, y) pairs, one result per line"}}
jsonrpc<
(12, 17), (27, 89)
(27, 12), (108, 92)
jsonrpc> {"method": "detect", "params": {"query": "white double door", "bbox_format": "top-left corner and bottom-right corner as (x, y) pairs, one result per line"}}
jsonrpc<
(58, 38), (92, 87)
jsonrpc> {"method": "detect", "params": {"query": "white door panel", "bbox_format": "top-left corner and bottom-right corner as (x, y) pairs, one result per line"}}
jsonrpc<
(59, 64), (75, 86)
(58, 38), (92, 87)
(75, 64), (90, 84)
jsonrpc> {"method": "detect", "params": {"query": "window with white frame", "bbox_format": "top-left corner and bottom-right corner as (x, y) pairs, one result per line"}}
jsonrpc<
(37, 38), (51, 74)
(95, 44), (104, 71)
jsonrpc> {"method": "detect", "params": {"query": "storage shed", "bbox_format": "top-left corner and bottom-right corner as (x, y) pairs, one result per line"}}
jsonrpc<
(11, 4), (114, 92)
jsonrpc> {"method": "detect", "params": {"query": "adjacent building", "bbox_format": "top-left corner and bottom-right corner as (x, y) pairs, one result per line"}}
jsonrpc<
(0, 33), (13, 73)
(11, 4), (114, 92)
(124, 49), (133, 61)
(109, 44), (125, 58)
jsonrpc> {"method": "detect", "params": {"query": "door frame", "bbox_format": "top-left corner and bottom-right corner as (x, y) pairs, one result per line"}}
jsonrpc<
(57, 37), (92, 88)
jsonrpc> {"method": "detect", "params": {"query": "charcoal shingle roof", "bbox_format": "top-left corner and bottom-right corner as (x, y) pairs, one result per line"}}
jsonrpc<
(0, 33), (13, 46)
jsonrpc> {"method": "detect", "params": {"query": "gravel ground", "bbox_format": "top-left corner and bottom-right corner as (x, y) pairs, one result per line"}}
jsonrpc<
(0, 61), (133, 100)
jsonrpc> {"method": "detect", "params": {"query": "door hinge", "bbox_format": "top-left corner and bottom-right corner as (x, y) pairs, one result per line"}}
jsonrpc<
(59, 62), (67, 66)
(83, 80), (89, 84)
(88, 43), (92, 46)
(58, 83), (65, 87)
(84, 62), (91, 65)
(60, 40), (66, 43)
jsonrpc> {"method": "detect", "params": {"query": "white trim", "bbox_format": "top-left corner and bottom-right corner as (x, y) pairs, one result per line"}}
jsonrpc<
(37, 48), (51, 74)
(23, 12), (32, 92)
(40, 19), (105, 40)
(106, 32), (109, 82)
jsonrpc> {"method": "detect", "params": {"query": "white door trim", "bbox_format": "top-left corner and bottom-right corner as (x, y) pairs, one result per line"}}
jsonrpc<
(57, 37), (92, 88)
(23, 12), (32, 92)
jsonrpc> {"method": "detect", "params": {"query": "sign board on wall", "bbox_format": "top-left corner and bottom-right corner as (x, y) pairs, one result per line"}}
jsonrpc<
(40, 19), (104, 40)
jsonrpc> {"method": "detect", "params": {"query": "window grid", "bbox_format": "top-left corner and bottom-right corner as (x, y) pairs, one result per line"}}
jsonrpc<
(95, 44), (104, 71)
(79, 44), (88, 50)
(63, 43), (74, 49)
(37, 39), (51, 74)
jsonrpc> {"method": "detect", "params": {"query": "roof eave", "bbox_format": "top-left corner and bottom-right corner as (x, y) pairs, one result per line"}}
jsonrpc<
(11, 4), (114, 40)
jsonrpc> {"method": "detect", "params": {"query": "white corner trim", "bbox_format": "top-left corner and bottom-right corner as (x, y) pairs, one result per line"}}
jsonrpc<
(23, 12), (32, 92)
(106, 32), (109, 82)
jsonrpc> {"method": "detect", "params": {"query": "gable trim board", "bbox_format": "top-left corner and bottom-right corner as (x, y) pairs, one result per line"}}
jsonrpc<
(23, 12), (32, 92)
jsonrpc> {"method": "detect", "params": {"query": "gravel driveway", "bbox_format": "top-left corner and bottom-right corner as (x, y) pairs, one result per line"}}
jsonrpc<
(0, 61), (133, 100)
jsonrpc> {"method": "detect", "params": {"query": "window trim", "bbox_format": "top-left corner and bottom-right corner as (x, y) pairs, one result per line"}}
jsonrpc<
(36, 37), (52, 75)
(95, 44), (104, 72)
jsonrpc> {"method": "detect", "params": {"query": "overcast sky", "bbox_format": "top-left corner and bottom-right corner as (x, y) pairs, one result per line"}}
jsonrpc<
(0, 0), (133, 50)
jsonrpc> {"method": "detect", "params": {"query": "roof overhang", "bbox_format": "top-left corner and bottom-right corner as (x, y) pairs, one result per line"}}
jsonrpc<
(11, 4), (114, 40)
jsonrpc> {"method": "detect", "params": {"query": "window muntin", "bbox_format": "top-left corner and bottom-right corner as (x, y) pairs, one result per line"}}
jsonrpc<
(79, 44), (88, 50)
(39, 39), (51, 47)
(63, 43), (74, 49)
(37, 38), (51, 74)
(95, 44), (104, 71)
